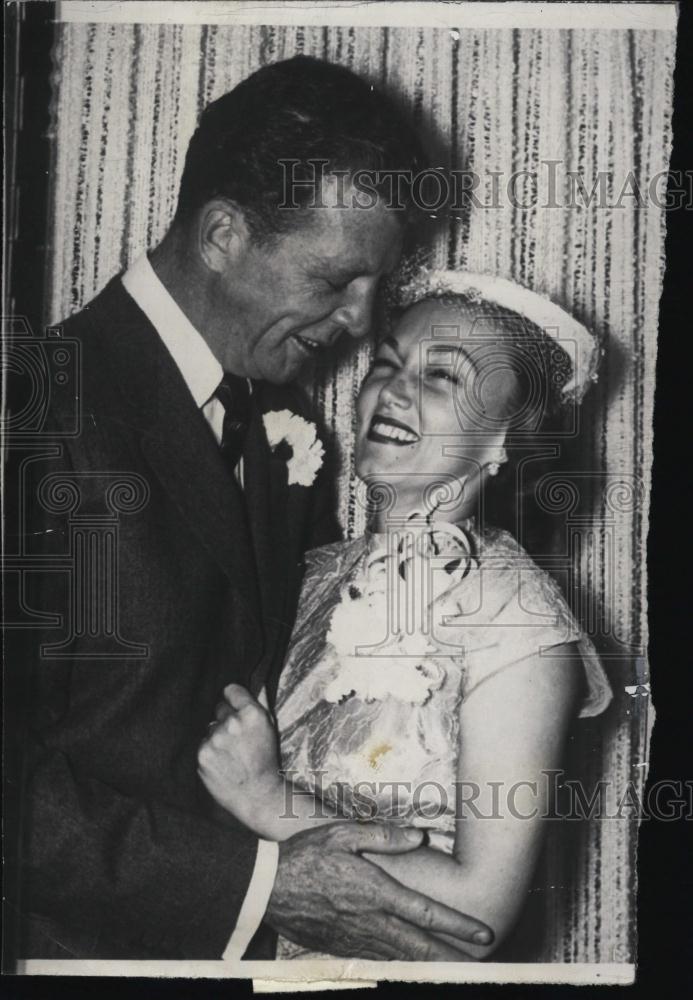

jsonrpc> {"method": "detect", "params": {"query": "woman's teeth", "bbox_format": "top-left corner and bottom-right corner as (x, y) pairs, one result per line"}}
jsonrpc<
(369, 419), (419, 444)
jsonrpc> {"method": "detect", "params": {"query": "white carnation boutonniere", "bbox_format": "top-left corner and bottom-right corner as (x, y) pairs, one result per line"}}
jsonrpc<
(262, 409), (325, 487)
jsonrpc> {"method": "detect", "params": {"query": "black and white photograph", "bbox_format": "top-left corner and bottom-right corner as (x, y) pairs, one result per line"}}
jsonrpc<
(2, 0), (682, 987)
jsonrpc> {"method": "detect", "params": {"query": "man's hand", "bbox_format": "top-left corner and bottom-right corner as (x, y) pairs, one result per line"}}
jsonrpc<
(265, 822), (493, 961)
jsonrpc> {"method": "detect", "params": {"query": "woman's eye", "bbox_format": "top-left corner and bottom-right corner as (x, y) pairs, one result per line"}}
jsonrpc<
(366, 358), (396, 377)
(425, 367), (457, 384)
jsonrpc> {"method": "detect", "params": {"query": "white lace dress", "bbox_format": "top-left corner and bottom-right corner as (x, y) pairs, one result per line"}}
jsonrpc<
(273, 521), (612, 959)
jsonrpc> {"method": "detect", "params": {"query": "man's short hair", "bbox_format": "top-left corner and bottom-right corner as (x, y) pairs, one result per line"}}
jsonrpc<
(175, 55), (426, 238)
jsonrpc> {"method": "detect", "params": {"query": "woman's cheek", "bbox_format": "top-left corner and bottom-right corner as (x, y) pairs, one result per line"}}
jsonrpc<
(356, 382), (378, 427)
(420, 392), (448, 437)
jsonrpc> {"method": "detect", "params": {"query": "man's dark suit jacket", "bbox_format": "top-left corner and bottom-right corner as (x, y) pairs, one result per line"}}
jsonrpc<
(5, 276), (339, 960)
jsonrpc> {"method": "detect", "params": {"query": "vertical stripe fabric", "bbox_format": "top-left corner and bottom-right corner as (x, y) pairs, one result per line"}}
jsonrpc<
(46, 23), (674, 964)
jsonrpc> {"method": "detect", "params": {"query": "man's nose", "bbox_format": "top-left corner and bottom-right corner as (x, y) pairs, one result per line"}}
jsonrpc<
(332, 277), (378, 339)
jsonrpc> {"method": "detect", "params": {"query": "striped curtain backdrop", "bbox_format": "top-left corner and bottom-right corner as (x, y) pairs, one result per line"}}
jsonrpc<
(45, 22), (675, 963)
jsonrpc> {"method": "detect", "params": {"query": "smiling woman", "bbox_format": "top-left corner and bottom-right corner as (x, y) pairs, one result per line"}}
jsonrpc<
(355, 294), (567, 528)
(356, 299), (518, 520)
(203, 272), (614, 963)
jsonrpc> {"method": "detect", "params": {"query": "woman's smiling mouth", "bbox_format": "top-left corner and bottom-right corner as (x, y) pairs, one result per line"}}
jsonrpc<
(367, 415), (420, 445)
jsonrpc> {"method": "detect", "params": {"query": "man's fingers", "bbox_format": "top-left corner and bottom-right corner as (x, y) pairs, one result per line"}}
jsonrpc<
(337, 822), (424, 855)
(223, 683), (255, 711)
(377, 914), (476, 962)
(383, 879), (493, 947)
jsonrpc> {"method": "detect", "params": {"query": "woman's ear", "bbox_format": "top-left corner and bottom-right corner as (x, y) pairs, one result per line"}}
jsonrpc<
(197, 198), (251, 275)
(482, 430), (509, 478)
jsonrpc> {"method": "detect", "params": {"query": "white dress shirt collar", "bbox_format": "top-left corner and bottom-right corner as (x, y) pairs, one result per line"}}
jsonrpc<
(121, 252), (223, 409)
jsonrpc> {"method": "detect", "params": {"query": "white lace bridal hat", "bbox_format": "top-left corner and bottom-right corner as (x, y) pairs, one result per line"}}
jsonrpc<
(395, 268), (602, 404)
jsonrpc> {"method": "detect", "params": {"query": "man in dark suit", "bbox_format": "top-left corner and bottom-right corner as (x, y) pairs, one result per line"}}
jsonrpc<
(7, 56), (492, 963)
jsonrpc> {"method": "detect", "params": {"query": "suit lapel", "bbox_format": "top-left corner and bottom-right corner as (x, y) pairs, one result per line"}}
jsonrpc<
(92, 278), (263, 635)
(140, 409), (262, 624)
(88, 280), (323, 687)
(243, 398), (289, 678)
(243, 389), (311, 695)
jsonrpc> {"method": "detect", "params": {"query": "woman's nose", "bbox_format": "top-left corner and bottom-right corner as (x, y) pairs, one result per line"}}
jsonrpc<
(380, 373), (414, 409)
(332, 277), (378, 339)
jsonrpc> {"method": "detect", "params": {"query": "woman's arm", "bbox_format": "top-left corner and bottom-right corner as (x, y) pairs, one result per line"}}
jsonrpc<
(200, 648), (581, 957)
(362, 643), (583, 958)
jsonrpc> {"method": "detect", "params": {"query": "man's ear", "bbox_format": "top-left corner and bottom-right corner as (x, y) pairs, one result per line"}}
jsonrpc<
(198, 198), (251, 274)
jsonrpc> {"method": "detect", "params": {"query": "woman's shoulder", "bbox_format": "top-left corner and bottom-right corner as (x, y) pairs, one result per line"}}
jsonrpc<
(457, 525), (612, 718)
(466, 526), (568, 613)
(476, 525), (541, 567)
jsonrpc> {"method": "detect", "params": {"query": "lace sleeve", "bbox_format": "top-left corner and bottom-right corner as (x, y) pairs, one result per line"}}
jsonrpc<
(449, 538), (612, 717)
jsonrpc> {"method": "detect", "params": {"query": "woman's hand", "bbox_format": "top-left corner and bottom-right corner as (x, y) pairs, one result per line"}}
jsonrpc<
(197, 684), (285, 837)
